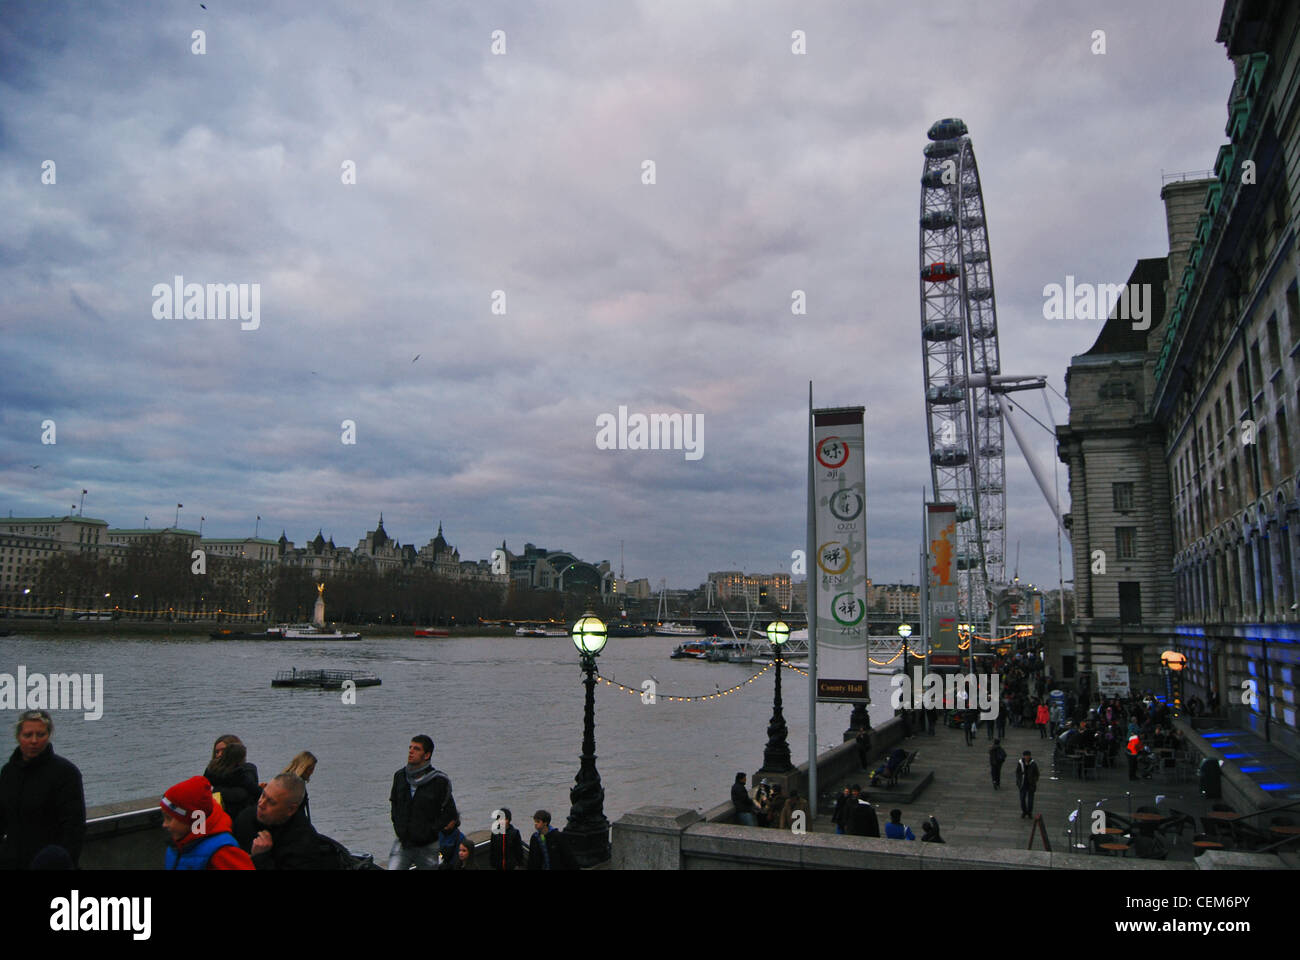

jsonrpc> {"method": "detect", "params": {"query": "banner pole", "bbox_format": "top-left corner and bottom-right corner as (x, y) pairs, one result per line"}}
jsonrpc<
(807, 381), (818, 812)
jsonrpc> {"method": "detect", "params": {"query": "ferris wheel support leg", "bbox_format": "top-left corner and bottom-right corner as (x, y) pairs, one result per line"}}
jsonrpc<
(996, 395), (1070, 540)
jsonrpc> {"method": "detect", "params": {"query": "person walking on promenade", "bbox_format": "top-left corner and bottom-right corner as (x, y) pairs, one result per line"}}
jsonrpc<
(846, 787), (880, 837)
(1126, 732), (1142, 782)
(989, 739), (1007, 789)
(527, 810), (575, 870)
(855, 730), (871, 769)
(963, 708), (977, 746)
(779, 788), (811, 831)
(1015, 751), (1040, 818)
(1034, 701), (1050, 739)
(233, 773), (337, 870)
(732, 772), (758, 826)
(884, 809), (915, 840)
(489, 807), (525, 870)
(388, 735), (457, 870)
(204, 735), (260, 824)
(832, 786), (851, 835)
(161, 776), (253, 870)
(996, 703), (1008, 739)
(0, 710), (86, 869)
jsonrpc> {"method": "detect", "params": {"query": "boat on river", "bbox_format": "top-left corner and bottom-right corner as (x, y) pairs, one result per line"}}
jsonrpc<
(670, 639), (713, 659)
(271, 623), (362, 641)
(654, 621), (705, 636)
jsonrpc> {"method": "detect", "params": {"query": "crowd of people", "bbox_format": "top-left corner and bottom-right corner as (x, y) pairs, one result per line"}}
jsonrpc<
(0, 713), (577, 871)
(825, 783), (943, 843)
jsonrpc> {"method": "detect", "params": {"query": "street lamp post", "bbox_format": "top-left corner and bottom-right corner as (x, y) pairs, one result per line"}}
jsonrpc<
(758, 620), (794, 776)
(566, 613), (610, 867)
(1160, 649), (1187, 718)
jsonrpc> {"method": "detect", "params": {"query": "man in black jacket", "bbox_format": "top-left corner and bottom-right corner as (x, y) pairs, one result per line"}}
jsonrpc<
(0, 710), (86, 869)
(845, 788), (880, 838)
(1015, 751), (1040, 818)
(731, 772), (758, 826)
(233, 772), (337, 869)
(389, 735), (456, 870)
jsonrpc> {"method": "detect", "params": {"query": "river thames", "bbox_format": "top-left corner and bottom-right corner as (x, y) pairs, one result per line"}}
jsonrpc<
(0, 632), (896, 858)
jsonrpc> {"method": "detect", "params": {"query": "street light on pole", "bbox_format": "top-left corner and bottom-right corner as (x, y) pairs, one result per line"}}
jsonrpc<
(898, 622), (912, 663)
(757, 620), (794, 779)
(566, 613), (610, 867)
(1160, 649), (1187, 718)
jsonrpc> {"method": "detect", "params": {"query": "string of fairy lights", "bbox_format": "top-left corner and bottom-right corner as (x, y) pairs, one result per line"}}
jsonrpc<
(595, 662), (777, 702)
(593, 627), (1031, 705)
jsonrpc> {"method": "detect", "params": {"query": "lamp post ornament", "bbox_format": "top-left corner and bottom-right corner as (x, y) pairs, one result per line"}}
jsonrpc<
(566, 613), (611, 866)
(760, 621), (794, 774)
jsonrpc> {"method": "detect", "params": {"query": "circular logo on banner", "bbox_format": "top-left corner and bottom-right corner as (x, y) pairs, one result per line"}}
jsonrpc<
(829, 488), (864, 521)
(831, 592), (865, 626)
(816, 541), (852, 575)
(816, 436), (850, 469)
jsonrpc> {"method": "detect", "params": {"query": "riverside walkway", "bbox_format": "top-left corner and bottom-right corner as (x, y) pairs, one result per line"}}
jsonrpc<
(817, 717), (1230, 861)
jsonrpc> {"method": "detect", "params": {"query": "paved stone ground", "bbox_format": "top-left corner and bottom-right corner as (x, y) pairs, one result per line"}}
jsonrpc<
(814, 717), (1216, 862)
(1195, 723), (1300, 802)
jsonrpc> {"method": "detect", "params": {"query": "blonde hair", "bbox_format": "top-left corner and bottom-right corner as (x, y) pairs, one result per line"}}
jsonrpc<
(282, 750), (318, 780)
(15, 710), (53, 739)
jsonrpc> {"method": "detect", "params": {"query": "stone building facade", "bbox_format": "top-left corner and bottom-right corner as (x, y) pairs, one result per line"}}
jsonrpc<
(1061, 2), (1300, 759)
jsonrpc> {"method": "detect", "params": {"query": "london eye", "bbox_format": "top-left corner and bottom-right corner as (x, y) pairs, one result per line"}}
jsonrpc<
(918, 118), (1007, 629)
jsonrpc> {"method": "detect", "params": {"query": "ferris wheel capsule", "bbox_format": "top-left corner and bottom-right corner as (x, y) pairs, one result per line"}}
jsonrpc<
(921, 261), (959, 282)
(927, 117), (968, 141)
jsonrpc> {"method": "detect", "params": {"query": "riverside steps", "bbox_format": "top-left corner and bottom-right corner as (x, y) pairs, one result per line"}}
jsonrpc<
(612, 711), (1297, 869)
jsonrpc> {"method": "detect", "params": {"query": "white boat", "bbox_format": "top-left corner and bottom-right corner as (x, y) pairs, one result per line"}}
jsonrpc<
(654, 621), (705, 637)
(515, 626), (567, 637)
(273, 623), (362, 641)
(705, 639), (765, 663)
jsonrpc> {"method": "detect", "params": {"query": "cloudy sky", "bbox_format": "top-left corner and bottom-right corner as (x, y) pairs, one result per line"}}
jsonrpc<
(1, 1), (1235, 592)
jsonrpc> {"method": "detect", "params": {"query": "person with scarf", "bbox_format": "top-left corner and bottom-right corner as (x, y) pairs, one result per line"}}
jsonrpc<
(388, 735), (457, 870)
(203, 734), (261, 824)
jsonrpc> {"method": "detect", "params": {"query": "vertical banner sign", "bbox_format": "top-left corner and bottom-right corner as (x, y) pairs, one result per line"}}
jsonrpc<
(927, 503), (960, 668)
(812, 407), (869, 703)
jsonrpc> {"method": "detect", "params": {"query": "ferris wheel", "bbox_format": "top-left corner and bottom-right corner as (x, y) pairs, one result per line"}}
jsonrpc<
(918, 118), (1007, 627)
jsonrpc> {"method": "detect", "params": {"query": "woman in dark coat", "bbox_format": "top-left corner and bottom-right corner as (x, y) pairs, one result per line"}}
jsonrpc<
(0, 710), (86, 869)
(203, 735), (260, 823)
